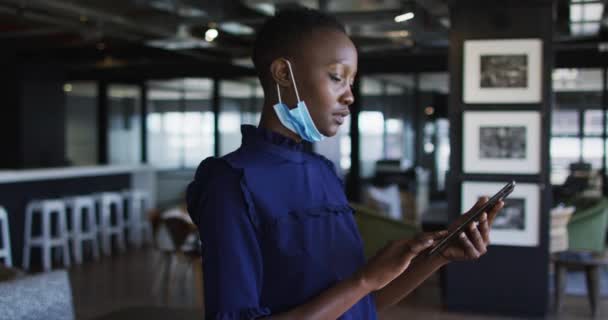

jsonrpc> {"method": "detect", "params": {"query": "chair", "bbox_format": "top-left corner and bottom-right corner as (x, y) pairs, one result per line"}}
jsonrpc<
(0, 206), (12, 267)
(95, 192), (126, 256)
(350, 202), (420, 259)
(549, 205), (575, 254)
(567, 198), (608, 252)
(552, 197), (608, 317)
(153, 217), (202, 306)
(23, 200), (71, 271)
(63, 196), (100, 264)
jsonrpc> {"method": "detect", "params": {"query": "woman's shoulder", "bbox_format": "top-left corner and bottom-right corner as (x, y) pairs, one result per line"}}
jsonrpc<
(194, 156), (241, 180)
(186, 157), (251, 225)
(187, 157), (244, 201)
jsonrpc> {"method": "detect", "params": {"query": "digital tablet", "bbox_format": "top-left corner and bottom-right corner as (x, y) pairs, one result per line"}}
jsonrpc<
(427, 180), (515, 257)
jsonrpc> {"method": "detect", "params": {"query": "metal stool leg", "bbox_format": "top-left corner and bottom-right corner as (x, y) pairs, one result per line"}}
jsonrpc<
(22, 204), (34, 270)
(554, 262), (567, 313)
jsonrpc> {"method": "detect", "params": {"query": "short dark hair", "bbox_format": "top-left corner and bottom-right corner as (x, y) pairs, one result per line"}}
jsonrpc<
(252, 7), (347, 87)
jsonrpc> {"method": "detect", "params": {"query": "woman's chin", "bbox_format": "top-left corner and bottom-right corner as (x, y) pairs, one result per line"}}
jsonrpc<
(320, 125), (340, 138)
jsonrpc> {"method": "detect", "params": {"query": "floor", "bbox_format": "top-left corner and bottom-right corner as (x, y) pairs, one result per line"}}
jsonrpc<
(66, 248), (608, 320)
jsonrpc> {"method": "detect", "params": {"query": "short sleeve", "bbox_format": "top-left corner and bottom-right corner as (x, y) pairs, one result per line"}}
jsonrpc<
(186, 158), (271, 319)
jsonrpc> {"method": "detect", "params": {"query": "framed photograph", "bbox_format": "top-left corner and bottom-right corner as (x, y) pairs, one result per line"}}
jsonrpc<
(463, 39), (542, 104)
(462, 181), (540, 247)
(463, 111), (541, 174)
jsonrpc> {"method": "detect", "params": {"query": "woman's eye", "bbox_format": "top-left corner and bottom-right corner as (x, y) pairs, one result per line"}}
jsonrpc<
(329, 74), (342, 82)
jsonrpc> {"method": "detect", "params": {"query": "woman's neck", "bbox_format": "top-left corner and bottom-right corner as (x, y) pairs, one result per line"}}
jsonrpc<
(258, 101), (303, 144)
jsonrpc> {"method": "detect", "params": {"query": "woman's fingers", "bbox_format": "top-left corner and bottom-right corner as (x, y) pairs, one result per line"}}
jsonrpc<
(470, 197), (489, 214)
(457, 232), (480, 259)
(487, 200), (505, 225)
(432, 230), (449, 240)
(466, 221), (487, 255)
(453, 197), (488, 229)
(478, 212), (490, 244)
(402, 236), (434, 261)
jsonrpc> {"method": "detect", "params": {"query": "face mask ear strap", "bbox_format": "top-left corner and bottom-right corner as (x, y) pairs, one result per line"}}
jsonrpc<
(276, 83), (283, 104)
(283, 60), (301, 103)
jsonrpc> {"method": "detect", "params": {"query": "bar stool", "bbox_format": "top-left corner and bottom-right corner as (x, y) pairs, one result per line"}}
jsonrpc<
(22, 200), (71, 271)
(64, 196), (100, 264)
(96, 192), (126, 256)
(0, 206), (12, 267)
(123, 190), (153, 247)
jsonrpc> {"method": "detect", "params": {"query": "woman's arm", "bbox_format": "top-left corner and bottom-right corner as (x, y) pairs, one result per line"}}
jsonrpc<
(262, 271), (369, 320)
(264, 235), (437, 320)
(373, 248), (448, 311)
(373, 198), (505, 311)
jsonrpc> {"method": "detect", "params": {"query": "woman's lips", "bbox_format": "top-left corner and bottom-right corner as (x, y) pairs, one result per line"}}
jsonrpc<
(333, 108), (349, 126)
(333, 114), (345, 125)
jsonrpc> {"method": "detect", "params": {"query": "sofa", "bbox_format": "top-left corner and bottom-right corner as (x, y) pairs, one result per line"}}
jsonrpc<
(0, 270), (75, 320)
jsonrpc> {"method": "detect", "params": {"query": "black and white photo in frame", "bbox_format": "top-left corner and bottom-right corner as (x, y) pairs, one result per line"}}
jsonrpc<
(463, 111), (541, 174)
(462, 181), (540, 247)
(463, 39), (542, 104)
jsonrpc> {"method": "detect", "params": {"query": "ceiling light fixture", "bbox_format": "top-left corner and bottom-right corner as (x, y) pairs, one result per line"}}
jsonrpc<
(394, 12), (414, 23)
(147, 24), (211, 50)
(219, 22), (254, 36)
(205, 28), (219, 42)
(251, 3), (275, 16)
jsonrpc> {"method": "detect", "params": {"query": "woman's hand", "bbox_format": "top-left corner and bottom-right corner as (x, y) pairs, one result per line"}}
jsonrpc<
(356, 232), (443, 292)
(438, 197), (504, 262)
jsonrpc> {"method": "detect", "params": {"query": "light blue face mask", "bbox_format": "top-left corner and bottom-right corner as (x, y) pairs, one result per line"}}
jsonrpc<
(273, 60), (326, 142)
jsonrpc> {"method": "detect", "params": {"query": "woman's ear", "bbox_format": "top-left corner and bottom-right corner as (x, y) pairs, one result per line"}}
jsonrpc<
(270, 58), (292, 87)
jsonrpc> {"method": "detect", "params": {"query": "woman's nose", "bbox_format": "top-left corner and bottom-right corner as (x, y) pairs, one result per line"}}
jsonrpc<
(340, 88), (355, 106)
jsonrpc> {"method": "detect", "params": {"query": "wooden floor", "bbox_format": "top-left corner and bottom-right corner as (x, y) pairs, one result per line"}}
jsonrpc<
(67, 248), (608, 320)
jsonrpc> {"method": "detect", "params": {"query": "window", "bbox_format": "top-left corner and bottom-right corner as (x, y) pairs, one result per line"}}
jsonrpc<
(339, 116), (351, 171)
(584, 109), (603, 136)
(385, 118), (404, 159)
(435, 119), (450, 191)
(359, 75), (415, 178)
(65, 82), (98, 166)
(551, 68), (605, 187)
(147, 79), (214, 169)
(219, 78), (263, 156)
(551, 137), (582, 185)
(108, 85), (141, 165)
(582, 137), (603, 169)
(569, 0), (604, 36)
(551, 110), (579, 136)
(359, 111), (385, 178)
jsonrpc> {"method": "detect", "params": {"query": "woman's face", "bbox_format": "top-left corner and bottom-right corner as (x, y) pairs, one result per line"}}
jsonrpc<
(278, 29), (358, 138)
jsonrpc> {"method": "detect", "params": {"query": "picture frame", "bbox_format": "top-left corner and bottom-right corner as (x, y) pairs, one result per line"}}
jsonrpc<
(463, 39), (542, 104)
(463, 111), (541, 174)
(462, 181), (540, 247)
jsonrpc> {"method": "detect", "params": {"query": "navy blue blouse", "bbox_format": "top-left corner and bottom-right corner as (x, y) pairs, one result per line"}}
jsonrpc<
(186, 125), (377, 319)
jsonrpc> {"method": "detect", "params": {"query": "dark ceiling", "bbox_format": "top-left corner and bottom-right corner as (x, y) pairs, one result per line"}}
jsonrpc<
(0, 0), (606, 80)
